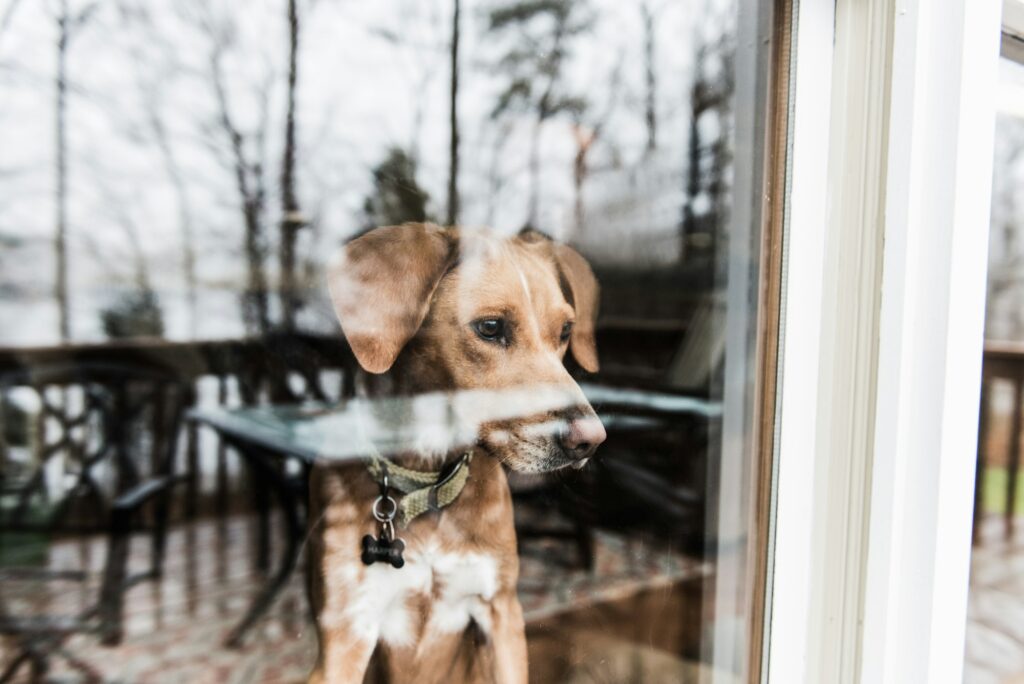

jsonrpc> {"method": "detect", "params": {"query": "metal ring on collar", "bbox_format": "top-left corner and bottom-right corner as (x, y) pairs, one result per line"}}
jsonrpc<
(373, 495), (398, 522)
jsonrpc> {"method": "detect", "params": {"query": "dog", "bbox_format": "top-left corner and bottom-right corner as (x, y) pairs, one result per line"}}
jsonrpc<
(308, 224), (606, 684)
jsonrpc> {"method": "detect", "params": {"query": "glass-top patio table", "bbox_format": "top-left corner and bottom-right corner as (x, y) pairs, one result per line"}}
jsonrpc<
(187, 383), (720, 648)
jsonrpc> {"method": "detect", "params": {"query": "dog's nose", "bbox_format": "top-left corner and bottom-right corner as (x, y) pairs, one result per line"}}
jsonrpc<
(561, 415), (607, 460)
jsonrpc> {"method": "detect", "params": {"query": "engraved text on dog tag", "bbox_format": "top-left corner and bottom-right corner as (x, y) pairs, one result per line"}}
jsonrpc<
(361, 533), (405, 568)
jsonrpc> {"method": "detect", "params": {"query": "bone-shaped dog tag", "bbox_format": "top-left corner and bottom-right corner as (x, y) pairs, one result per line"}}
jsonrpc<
(361, 533), (405, 568)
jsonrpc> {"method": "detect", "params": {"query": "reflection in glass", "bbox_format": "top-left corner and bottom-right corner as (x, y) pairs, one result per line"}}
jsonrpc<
(0, 0), (769, 682)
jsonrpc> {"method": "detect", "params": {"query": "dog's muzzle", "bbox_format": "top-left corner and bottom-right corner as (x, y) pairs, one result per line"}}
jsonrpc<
(557, 410), (606, 462)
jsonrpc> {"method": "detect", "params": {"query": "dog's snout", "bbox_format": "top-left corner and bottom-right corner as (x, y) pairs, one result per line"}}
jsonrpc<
(560, 414), (606, 460)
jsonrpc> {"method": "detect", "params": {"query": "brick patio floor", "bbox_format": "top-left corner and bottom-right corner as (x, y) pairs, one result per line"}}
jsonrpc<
(0, 515), (708, 683)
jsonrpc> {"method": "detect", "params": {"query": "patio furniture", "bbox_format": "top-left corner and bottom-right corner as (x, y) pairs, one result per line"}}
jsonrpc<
(0, 363), (189, 681)
(188, 398), (457, 648)
(0, 335), (357, 524)
(188, 384), (719, 647)
(509, 469), (597, 571)
(585, 385), (719, 551)
(588, 309), (724, 552)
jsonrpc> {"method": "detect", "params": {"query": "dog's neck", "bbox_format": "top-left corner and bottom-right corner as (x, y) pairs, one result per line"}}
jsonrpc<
(356, 349), (482, 470)
(383, 447), (473, 472)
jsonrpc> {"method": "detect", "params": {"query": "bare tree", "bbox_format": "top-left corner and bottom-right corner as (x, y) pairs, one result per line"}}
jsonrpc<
(55, 0), (69, 341)
(680, 31), (734, 265)
(189, 4), (273, 336)
(118, 2), (200, 336)
(278, 0), (306, 332)
(568, 58), (621, 238)
(570, 123), (595, 237)
(211, 46), (272, 335)
(569, 66), (619, 238)
(446, 0), (460, 227)
(488, 0), (591, 229)
(640, 2), (661, 153)
(52, 0), (98, 341)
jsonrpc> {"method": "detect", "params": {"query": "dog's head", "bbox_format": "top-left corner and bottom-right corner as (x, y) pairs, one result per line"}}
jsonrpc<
(328, 223), (606, 472)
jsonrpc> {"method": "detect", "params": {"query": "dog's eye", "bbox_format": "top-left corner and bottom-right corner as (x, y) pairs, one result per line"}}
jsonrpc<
(473, 318), (506, 343)
(560, 321), (573, 344)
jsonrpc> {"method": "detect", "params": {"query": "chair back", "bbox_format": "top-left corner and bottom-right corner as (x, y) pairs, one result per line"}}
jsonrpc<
(0, 363), (189, 536)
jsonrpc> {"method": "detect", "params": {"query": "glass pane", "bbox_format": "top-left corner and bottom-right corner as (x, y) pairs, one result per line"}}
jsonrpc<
(965, 52), (1024, 683)
(0, 0), (778, 681)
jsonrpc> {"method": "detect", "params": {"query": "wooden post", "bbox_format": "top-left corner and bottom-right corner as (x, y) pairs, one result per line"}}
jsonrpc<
(1008, 374), (1023, 539)
(973, 374), (990, 544)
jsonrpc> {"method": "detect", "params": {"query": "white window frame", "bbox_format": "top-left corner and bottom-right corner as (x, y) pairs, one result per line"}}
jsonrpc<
(766, 0), (1003, 682)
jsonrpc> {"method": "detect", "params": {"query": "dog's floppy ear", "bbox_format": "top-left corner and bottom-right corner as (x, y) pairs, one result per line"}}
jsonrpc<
(328, 224), (455, 374)
(553, 244), (600, 373)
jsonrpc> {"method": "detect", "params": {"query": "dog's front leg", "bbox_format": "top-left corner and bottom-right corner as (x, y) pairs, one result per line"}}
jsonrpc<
(308, 468), (380, 684)
(490, 591), (528, 684)
(307, 565), (378, 684)
(308, 627), (375, 684)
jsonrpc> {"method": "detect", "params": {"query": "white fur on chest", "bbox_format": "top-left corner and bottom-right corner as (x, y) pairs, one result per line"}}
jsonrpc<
(338, 547), (499, 648)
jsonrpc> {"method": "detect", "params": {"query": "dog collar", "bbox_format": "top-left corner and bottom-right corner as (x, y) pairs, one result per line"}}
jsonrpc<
(366, 451), (473, 527)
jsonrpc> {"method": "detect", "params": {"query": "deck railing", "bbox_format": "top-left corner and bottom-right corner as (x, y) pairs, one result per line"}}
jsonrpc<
(0, 334), (357, 524)
(976, 342), (1024, 542)
(0, 324), (694, 528)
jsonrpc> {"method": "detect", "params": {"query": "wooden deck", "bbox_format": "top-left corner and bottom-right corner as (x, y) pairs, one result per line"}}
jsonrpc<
(965, 514), (1024, 684)
(0, 514), (713, 683)
(5, 514), (1021, 682)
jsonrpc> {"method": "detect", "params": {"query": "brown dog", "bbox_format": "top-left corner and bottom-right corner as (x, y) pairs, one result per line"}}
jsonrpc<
(308, 224), (606, 683)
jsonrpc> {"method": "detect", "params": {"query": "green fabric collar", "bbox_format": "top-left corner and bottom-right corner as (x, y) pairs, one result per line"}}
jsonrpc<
(367, 451), (473, 526)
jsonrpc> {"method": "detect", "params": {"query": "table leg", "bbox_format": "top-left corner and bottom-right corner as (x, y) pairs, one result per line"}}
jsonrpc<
(224, 443), (305, 649)
(252, 465), (271, 574)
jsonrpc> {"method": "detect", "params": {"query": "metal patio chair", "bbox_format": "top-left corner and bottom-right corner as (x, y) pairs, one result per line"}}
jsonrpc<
(0, 362), (190, 682)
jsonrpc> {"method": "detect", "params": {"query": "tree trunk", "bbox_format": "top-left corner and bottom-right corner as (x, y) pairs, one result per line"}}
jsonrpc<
(243, 196), (270, 335)
(210, 47), (270, 336)
(526, 115), (542, 229)
(55, 0), (69, 341)
(573, 153), (585, 239)
(642, 3), (657, 153)
(446, 0), (460, 227)
(279, 0), (303, 332)
(681, 87), (701, 264)
(572, 127), (594, 240)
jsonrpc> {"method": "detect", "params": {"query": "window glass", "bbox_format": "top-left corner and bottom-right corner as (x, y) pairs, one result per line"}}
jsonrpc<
(967, 51), (1024, 684)
(0, 1), (776, 681)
